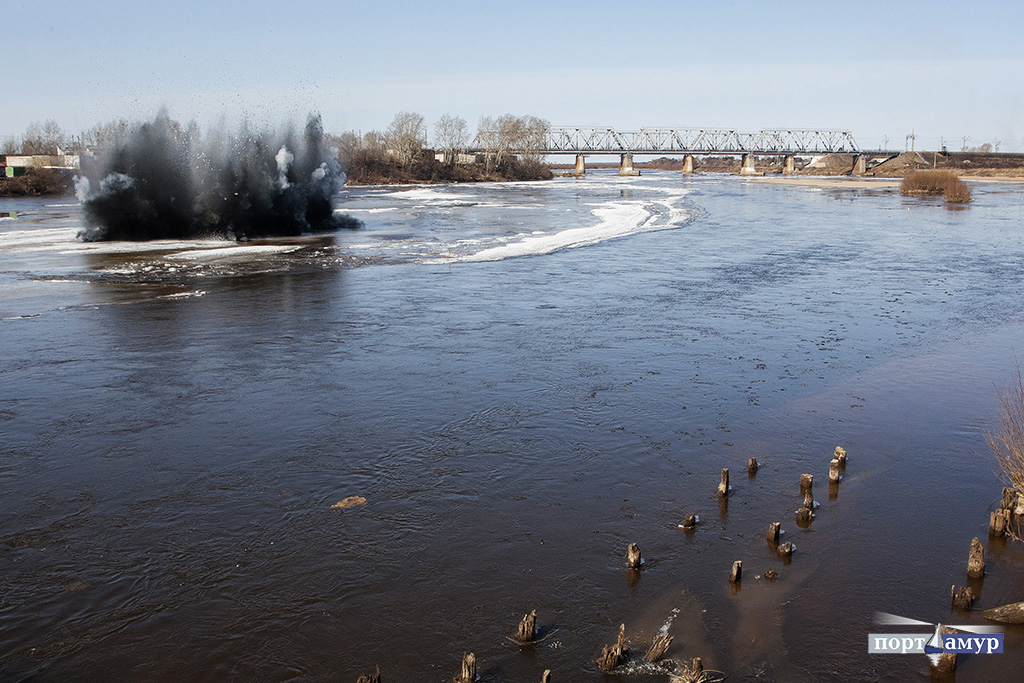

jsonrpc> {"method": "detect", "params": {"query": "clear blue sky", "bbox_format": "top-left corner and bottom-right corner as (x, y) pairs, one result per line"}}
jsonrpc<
(5, 0), (1023, 151)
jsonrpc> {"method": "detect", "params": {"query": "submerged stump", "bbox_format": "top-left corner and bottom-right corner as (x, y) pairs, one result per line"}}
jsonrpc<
(541, 671), (551, 683)
(516, 610), (537, 644)
(626, 543), (642, 569)
(729, 560), (742, 583)
(951, 585), (975, 611)
(356, 666), (381, 683)
(828, 458), (840, 483)
(979, 601), (1024, 624)
(454, 653), (476, 683)
(777, 541), (794, 557)
(967, 537), (985, 578)
(934, 626), (957, 673)
(747, 457), (758, 474)
(767, 521), (781, 544)
(834, 446), (847, 464)
(597, 624), (628, 671)
(682, 512), (698, 528)
(800, 473), (813, 492)
(718, 468), (730, 496)
(644, 633), (673, 663)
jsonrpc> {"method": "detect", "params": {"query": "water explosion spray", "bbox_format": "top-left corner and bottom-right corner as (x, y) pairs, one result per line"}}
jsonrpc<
(76, 112), (359, 241)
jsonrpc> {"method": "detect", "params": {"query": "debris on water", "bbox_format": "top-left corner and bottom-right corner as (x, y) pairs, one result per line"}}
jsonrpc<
(331, 496), (367, 509)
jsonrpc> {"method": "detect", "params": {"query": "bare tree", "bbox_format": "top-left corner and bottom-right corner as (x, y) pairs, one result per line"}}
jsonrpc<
(385, 111), (425, 170)
(21, 119), (67, 155)
(434, 114), (468, 167)
(2, 136), (19, 155)
(988, 364), (1024, 495)
(80, 119), (133, 149)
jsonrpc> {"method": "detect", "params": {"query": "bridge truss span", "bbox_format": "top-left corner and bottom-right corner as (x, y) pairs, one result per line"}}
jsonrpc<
(536, 127), (861, 155)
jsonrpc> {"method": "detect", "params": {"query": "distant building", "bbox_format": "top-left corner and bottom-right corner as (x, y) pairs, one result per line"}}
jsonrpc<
(0, 153), (80, 177)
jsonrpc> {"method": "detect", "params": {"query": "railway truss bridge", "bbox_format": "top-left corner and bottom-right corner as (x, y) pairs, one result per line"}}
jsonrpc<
(470, 126), (897, 176)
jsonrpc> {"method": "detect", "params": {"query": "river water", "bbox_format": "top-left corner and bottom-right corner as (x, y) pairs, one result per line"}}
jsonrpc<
(2, 172), (1024, 681)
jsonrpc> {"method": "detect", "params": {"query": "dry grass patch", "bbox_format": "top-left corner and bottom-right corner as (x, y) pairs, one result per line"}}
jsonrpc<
(900, 170), (972, 203)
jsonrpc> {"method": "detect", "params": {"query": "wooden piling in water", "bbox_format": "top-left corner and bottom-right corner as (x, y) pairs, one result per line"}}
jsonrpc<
(718, 468), (730, 496)
(541, 670), (551, 683)
(834, 446), (847, 464)
(934, 626), (957, 673)
(747, 457), (758, 474)
(682, 512), (698, 528)
(626, 543), (642, 569)
(729, 560), (742, 583)
(644, 633), (673, 663)
(777, 541), (794, 556)
(597, 624), (628, 671)
(767, 521), (781, 544)
(802, 490), (814, 510)
(356, 666), (381, 683)
(968, 537), (985, 578)
(951, 585), (975, 611)
(800, 473), (813, 492)
(454, 653), (476, 683)
(828, 458), (840, 483)
(516, 610), (537, 643)
(692, 656), (704, 675)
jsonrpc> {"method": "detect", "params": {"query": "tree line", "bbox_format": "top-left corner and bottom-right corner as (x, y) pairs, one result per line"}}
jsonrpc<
(2, 112), (554, 185)
(328, 111), (552, 184)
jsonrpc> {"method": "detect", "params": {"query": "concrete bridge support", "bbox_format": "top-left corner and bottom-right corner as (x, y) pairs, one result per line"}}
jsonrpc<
(681, 154), (694, 174)
(783, 155), (795, 175)
(574, 153), (586, 176)
(851, 155), (867, 176)
(618, 153), (640, 176)
(739, 153), (758, 176)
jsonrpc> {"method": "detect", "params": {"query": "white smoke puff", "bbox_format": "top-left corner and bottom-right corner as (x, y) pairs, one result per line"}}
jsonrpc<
(275, 146), (294, 189)
(311, 162), (327, 181)
(74, 176), (91, 202)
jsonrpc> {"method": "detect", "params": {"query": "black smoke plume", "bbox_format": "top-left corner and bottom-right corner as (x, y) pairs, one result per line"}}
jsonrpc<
(77, 112), (359, 241)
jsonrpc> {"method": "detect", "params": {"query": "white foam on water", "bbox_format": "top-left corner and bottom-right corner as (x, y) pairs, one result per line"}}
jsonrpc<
(432, 201), (668, 263)
(337, 207), (399, 213)
(166, 245), (299, 261)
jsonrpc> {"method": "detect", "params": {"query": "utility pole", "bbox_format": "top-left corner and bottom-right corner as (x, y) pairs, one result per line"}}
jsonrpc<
(994, 137), (1002, 152)
(882, 134), (889, 150)
(961, 135), (970, 152)
(905, 131), (916, 152)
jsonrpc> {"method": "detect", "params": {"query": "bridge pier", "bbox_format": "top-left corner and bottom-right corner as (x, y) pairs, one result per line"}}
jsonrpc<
(739, 153), (759, 176)
(681, 154), (694, 174)
(783, 155), (795, 175)
(851, 154), (867, 176)
(618, 153), (640, 176)
(574, 153), (586, 177)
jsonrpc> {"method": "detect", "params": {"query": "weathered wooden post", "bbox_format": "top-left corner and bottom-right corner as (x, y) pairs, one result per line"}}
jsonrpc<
(644, 633), (673, 663)
(541, 671), (551, 683)
(828, 458), (840, 483)
(718, 468), (730, 496)
(356, 666), (381, 683)
(990, 509), (1010, 537)
(692, 657), (704, 675)
(967, 537), (985, 578)
(1002, 486), (1016, 511)
(455, 652), (476, 683)
(747, 457), (758, 474)
(777, 541), (794, 556)
(516, 610), (537, 644)
(626, 543), (642, 569)
(800, 473), (813, 492)
(834, 446), (847, 464)
(767, 521), (781, 544)
(682, 512), (698, 528)
(802, 490), (814, 510)
(934, 626), (957, 673)
(597, 624), (628, 670)
(729, 560), (742, 583)
(764, 569), (779, 580)
(951, 585), (975, 611)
